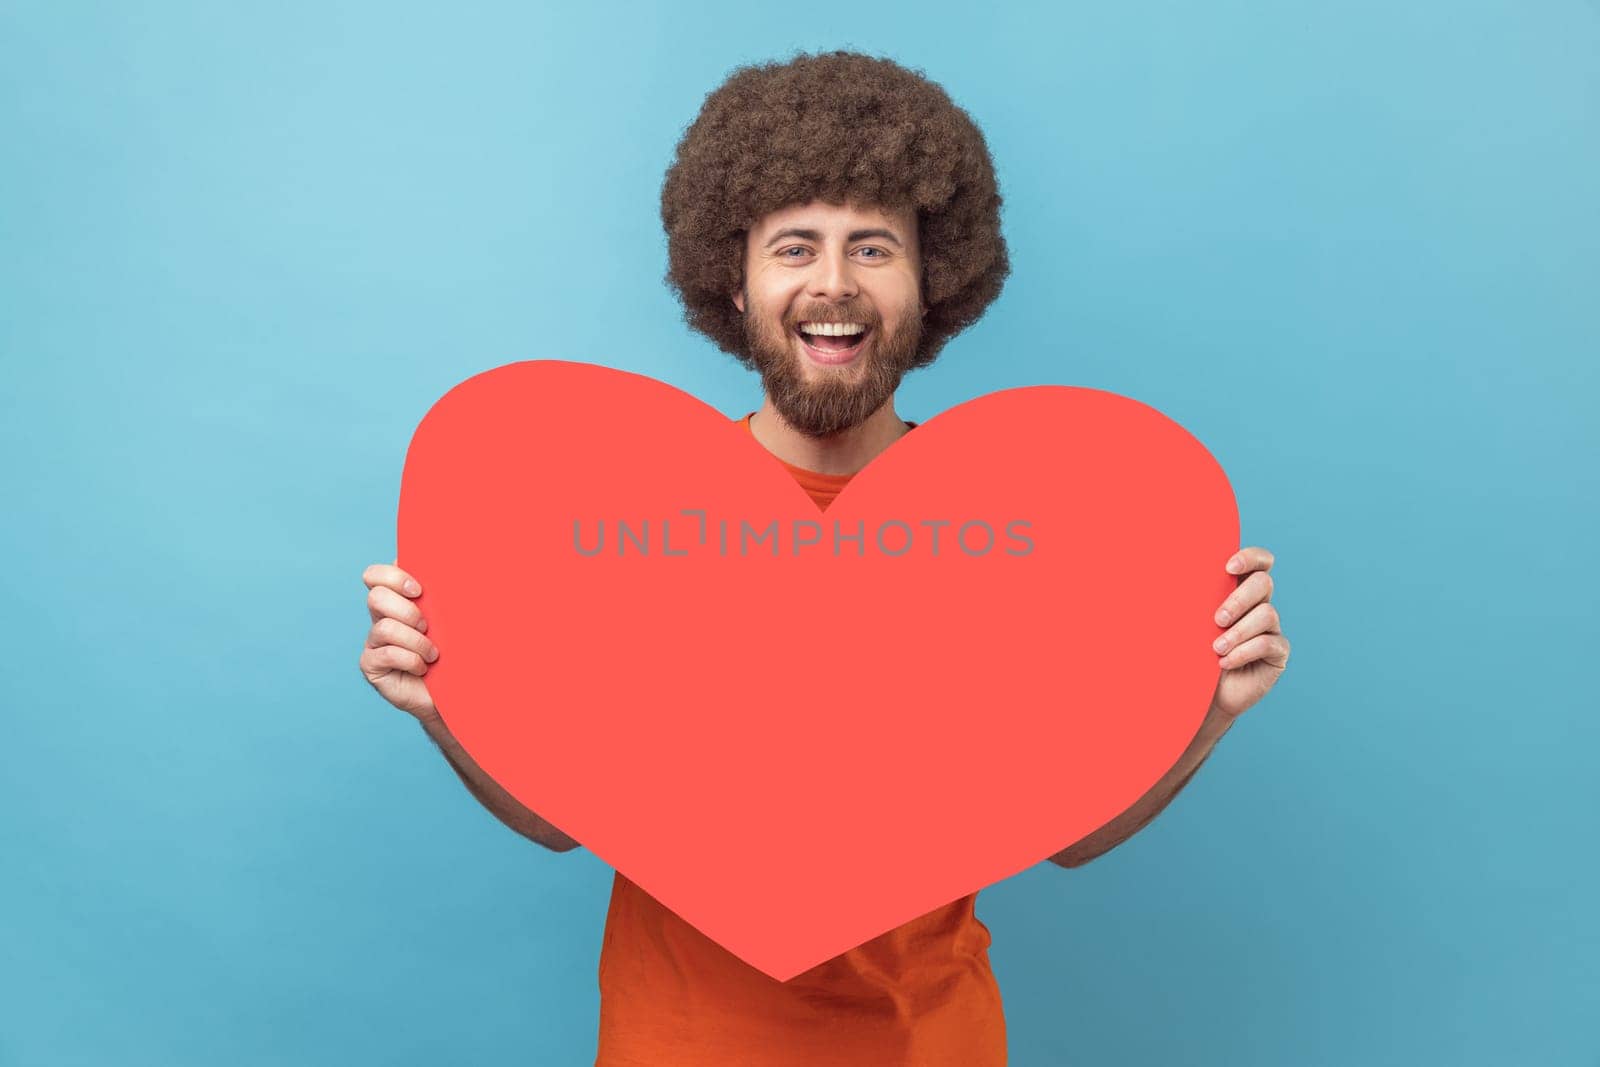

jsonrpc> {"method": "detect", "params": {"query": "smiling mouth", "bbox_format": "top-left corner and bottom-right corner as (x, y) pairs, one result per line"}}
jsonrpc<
(793, 325), (872, 364)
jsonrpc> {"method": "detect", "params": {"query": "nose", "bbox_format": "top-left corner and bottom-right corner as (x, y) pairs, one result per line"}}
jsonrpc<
(806, 245), (859, 304)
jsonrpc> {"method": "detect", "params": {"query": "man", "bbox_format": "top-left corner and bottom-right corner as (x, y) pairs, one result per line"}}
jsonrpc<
(360, 50), (1291, 1065)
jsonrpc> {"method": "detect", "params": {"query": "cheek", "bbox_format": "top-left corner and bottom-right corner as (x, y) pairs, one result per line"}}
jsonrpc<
(756, 291), (804, 329)
(869, 276), (918, 310)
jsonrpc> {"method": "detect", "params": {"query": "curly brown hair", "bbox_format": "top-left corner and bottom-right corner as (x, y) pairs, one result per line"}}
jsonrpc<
(660, 49), (1011, 371)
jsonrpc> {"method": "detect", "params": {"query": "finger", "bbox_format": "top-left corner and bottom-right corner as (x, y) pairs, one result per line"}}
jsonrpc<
(362, 561), (423, 598)
(1225, 546), (1275, 575)
(1219, 633), (1290, 671)
(1212, 602), (1281, 658)
(1215, 570), (1274, 625)
(365, 616), (440, 663)
(367, 583), (428, 631)
(362, 642), (430, 678)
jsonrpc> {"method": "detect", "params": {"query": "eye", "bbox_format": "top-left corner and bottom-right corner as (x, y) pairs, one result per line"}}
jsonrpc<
(775, 246), (889, 260)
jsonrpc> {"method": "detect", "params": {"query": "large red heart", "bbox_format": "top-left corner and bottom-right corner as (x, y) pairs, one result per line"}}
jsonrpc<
(398, 359), (1237, 981)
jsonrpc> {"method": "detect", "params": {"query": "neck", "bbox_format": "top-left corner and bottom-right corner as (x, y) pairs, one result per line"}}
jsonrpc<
(749, 396), (911, 476)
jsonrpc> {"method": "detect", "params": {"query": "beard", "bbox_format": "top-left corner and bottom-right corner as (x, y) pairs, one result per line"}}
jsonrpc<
(740, 293), (924, 439)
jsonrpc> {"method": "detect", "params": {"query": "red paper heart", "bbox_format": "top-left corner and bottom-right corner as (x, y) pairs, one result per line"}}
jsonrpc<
(398, 359), (1238, 980)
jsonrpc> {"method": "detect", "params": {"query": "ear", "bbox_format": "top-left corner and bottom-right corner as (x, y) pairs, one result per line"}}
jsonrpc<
(732, 289), (745, 314)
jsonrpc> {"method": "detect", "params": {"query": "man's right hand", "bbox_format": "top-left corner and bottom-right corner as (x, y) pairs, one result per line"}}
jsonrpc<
(357, 559), (580, 853)
(359, 560), (441, 722)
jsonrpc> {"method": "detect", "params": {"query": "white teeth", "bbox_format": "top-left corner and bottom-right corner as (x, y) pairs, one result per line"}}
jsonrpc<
(799, 322), (867, 337)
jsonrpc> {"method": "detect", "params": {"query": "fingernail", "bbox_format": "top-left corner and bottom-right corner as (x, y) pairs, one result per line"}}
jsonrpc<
(1226, 558), (1241, 573)
(405, 579), (421, 595)
(417, 617), (428, 633)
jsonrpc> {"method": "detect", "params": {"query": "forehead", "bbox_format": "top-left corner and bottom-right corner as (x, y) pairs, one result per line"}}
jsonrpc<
(750, 199), (915, 238)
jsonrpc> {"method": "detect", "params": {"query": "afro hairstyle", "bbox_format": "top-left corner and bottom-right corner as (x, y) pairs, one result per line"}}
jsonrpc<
(659, 49), (1011, 371)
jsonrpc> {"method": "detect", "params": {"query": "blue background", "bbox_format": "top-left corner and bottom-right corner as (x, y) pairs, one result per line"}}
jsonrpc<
(3, 2), (1596, 1064)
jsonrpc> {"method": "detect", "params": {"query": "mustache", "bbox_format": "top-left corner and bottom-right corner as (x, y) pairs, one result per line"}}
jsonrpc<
(786, 308), (876, 328)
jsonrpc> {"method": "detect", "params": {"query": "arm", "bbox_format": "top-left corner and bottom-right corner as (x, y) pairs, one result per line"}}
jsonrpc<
(419, 713), (582, 853)
(359, 561), (580, 853)
(1048, 701), (1234, 868)
(1050, 545), (1293, 867)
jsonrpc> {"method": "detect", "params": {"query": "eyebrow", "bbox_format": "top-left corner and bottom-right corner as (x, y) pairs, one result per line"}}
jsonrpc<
(762, 227), (905, 249)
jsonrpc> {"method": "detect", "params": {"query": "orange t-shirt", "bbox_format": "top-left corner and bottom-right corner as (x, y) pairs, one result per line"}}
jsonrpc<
(593, 412), (1008, 1066)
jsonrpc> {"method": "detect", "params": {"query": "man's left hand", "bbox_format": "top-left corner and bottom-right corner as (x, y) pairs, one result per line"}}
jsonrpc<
(1209, 545), (1291, 720)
